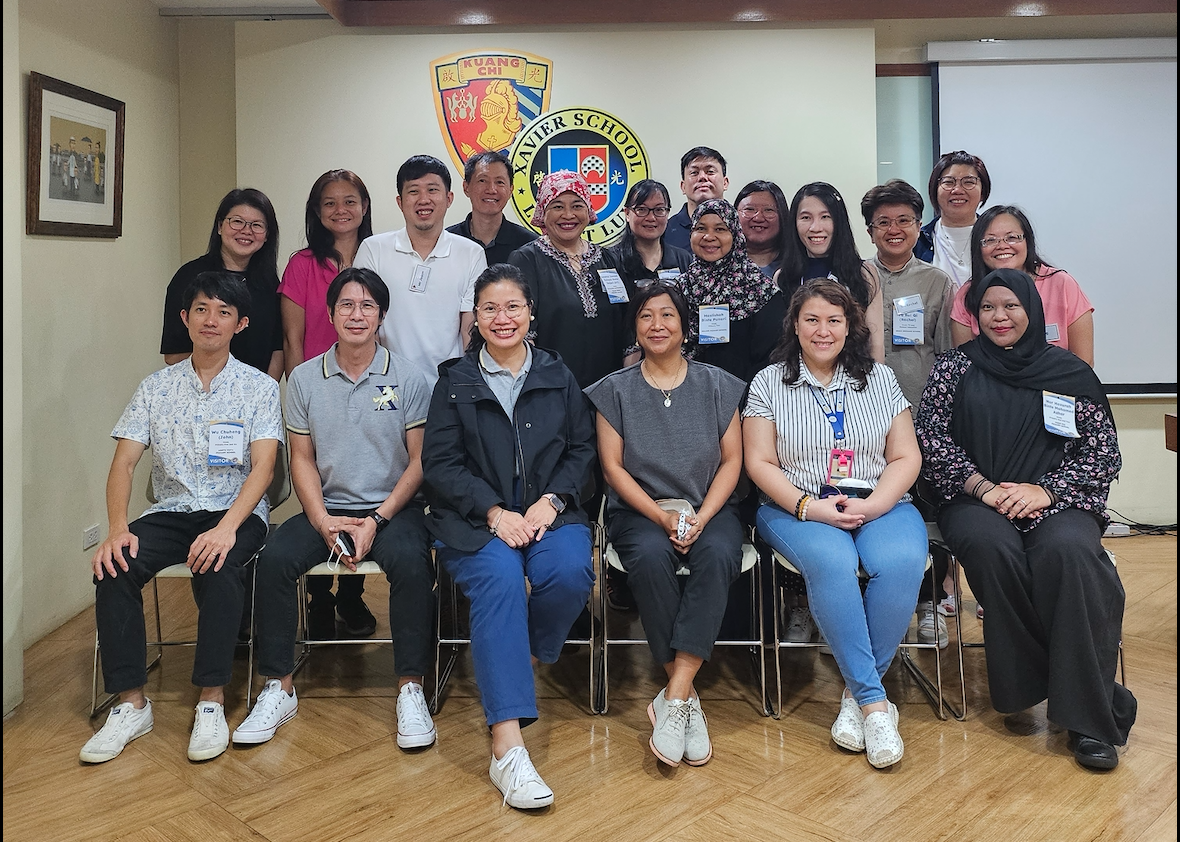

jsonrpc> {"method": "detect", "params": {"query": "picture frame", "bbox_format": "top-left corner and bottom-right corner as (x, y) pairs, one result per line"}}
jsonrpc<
(26, 72), (125, 238)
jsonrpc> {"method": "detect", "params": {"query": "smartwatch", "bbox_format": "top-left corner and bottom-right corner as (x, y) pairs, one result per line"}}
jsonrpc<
(543, 493), (567, 514)
(367, 511), (390, 532)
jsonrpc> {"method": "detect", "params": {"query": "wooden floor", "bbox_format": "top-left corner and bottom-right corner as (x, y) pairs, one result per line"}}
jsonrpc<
(4, 535), (1176, 842)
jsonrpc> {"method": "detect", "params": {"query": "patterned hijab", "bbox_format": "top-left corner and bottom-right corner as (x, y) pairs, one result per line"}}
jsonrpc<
(680, 199), (780, 321)
(531, 170), (599, 229)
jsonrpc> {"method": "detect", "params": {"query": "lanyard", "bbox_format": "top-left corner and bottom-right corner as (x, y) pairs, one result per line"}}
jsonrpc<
(809, 385), (846, 441)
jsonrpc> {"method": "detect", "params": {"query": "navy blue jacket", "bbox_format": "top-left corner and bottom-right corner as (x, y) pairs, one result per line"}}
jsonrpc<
(422, 346), (596, 552)
(914, 218), (937, 263)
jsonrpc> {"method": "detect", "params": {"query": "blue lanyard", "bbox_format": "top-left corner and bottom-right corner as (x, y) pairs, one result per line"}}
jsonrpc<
(809, 385), (846, 441)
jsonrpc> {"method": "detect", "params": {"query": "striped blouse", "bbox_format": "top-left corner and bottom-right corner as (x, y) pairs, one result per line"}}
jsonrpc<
(743, 358), (910, 498)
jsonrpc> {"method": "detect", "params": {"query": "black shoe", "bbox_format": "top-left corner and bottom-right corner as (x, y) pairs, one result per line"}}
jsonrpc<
(307, 599), (337, 641)
(605, 567), (635, 612)
(1068, 730), (1119, 770)
(336, 597), (377, 638)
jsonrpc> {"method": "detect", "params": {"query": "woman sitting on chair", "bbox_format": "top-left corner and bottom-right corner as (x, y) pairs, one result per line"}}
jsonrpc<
(743, 279), (927, 769)
(916, 267), (1134, 770)
(586, 282), (746, 768)
(422, 263), (596, 810)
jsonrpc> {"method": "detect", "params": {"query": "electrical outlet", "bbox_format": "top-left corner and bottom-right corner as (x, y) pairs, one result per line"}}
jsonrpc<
(83, 524), (101, 550)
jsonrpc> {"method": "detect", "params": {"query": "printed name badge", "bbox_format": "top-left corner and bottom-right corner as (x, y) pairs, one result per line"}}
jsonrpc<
(597, 269), (629, 304)
(657, 268), (681, 283)
(1042, 391), (1080, 438)
(697, 304), (730, 344)
(827, 448), (855, 482)
(1045, 323), (1061, 343)
(409, 264), (431, 293)
(892, 294), (925, 346)
(208, 420), (246, 466)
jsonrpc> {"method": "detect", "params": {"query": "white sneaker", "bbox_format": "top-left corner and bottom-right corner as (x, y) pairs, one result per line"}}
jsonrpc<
(489, 745), (554, 809)
(683, 696), (713, 766)
(784, 606), (817, 643)
(233, 680), (297, 744)
(187, 701), (230, 761)
(916, 601), (949, 649)
(80, 700), (154, 763)
(647, 689), (692, 767)
(864, 703), (903, 768)
(396, 682), (437, 749)
(937, 593), (958, 616)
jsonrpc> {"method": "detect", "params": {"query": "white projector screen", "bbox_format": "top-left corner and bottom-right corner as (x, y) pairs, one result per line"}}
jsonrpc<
(935, 53), (1177, 392)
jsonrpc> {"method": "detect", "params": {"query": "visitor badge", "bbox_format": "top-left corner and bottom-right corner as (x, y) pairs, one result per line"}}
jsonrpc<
(892, 294), (924, 346)
(1045, 323), (1061, 342)
(657, 268), (681, 283)
(409, 264), (431, 293)
(1042, 391), (1080, 438)
(597, 269), (629, 304)
(698, 304), (730, 344)
(827, 448), (855, 482)
(208, 420), (246, 466)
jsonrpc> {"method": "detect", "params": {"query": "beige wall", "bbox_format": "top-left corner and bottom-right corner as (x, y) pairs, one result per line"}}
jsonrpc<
(15, 0), (180, 676)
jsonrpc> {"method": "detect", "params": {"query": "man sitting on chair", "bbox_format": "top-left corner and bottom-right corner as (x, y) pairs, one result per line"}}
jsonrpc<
(82, 271), (283, 764)
(233, 267), (437, 750)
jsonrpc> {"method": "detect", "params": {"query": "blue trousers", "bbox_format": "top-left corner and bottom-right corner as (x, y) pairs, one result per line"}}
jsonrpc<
(757, 501), (927, 706)
(438, 524), (593, 727)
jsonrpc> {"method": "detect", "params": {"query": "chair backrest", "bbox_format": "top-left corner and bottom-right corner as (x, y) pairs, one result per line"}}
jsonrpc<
(145, 439), (290, 511)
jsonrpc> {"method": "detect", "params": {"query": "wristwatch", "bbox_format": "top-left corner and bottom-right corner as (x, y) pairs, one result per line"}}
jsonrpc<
(542, 493), (566, 514)
(367, 511), (390, 532)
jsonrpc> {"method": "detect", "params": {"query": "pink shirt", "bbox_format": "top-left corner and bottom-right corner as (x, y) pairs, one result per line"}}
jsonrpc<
(277, 249), (341, 361)
(950, 265), (1093, 351)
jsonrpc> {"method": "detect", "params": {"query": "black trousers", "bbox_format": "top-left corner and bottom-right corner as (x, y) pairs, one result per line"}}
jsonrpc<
(95, 510), (266, 694)
(607, 505), (743, 666)
(939, 499), (1137, 745)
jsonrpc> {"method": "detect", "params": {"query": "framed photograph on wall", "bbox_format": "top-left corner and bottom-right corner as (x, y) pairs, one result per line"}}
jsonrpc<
(26, 72), (125, 238)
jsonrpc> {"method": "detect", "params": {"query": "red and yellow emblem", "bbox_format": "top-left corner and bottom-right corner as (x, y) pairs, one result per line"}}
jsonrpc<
(429, 50), (554, 171)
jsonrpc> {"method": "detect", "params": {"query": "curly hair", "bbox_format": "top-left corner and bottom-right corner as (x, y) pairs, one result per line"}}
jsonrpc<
(769, 278), (874, 390)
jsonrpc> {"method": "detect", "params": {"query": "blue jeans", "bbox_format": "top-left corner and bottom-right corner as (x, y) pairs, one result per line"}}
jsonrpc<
(438, 524), (593, 727)
(757, 501), (927, 706)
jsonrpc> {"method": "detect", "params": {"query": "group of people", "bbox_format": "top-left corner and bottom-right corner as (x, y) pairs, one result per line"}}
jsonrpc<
(81, 144), (1134, 809)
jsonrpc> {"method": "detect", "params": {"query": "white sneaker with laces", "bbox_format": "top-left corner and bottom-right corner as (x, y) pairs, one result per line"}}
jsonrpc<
(80, 700), (154, 763)
(232, 680), (297, 744)
(396, 682), (437, 749)
(489, 745), (554, 809)
(187, 701), (229, 761)
(784, 606), (817, 643)
(648, 689), (692, 766)
(916, 601), (949, 649)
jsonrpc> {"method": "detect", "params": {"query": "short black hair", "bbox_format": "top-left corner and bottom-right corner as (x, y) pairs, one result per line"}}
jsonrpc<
(680, 146), (727, 178)
(928, 150), (992, 211)
(463, 151), (511, 183)
(860, 179), (924, 226)
(182, 271), (251, 319)
(397, 154), (452, 193)
(628, 281), (694, 352)
(467, 263), (534, 354)
(326, 267), (391, 317)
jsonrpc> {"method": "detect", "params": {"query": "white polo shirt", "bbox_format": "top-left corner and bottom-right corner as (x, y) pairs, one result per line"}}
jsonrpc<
(354, 228), (486, 390)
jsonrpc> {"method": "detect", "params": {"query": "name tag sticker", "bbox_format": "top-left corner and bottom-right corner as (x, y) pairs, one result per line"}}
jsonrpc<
(597, 269), (629, 304)
(827, 448), (855, 482)
(1045, 323), (1061, 342)
(209, 420), (246, 466)
(892, 294), (924, 346)
(698, 304), (730, 344)
(409, 264), (431, 293)
(657, 268), (682, 283)
(1042, 391), (1080, 438)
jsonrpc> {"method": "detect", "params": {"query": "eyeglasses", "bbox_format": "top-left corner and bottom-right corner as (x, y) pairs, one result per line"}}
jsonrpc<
(869, 215), (918, 230)
(476, 301), (528, 320)
(980, 233), (1026, 248)
(629, 206), (670, 219)
(334, 300), (379, 315)
(937, 176), (981, 190)
(738, 207), (779, 219)
(224, 216), (268, 235)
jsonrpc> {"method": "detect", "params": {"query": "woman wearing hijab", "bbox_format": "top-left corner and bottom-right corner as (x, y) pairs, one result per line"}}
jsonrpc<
(680, 198), (785, 385)
(916, 268), (1134, 771)
(508, 170), (633, 389)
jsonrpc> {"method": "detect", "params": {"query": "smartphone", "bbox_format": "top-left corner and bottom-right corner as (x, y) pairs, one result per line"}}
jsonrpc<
(334, 532), (356, 558)
(835, 478), (874, 499)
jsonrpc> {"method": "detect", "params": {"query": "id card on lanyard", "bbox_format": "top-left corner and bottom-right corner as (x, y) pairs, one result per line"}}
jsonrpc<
(810, 385), (854, 481)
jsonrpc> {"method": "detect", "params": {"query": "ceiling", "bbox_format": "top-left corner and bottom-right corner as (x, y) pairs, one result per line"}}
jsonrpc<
(150, 0), (1176, 25)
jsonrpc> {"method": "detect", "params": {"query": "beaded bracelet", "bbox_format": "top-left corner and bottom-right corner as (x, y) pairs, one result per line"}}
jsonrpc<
(794, 494), (811, 520)
(800, 498), (811, 522)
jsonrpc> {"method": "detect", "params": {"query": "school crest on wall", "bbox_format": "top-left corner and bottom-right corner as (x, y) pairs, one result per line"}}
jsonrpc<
(429, 50), (553, 171)
(508, 106), (651, 246)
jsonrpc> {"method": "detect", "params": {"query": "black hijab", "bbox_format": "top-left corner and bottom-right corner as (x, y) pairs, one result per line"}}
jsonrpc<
(952, 268), (1111, 484)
